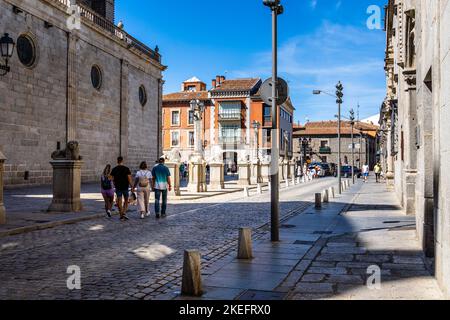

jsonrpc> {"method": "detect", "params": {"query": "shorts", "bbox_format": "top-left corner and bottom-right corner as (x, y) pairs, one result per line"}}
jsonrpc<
(115, 189), (129, 199)
(364, 173), (369, 177)
(101, 188), (114, 198)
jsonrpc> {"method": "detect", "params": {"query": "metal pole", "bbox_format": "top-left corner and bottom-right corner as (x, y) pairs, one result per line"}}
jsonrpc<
(270, 7), (279, 242)
(338, 102), (342, 194)
(351, 122), (355, 184)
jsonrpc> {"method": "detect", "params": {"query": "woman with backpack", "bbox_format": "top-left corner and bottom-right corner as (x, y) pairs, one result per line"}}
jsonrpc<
(133, 161), (153, 219)
(101, 164), (115, 218)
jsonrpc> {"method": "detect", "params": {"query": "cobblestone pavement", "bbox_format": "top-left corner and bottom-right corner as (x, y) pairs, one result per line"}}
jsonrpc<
(0, 178), (336, 300)
(285, 180), (443, 300)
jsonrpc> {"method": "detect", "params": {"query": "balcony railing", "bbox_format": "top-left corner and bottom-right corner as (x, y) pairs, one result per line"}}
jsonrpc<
(218, 112), (242, 121)
(319, 147), (332, 154)
(50, 0), (161, 63)
(219, 137), (245, 145)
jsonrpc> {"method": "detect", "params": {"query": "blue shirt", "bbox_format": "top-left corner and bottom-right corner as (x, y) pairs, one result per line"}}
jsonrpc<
(151, 164), (171, 190)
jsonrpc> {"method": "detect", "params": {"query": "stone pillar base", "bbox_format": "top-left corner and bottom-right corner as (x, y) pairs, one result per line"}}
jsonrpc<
(166, 162), (181, 197)
(187, 159), (207, 193)
(238, 162), (251, 186)
(48, 160), (83, 212)
(209, 163), (225, 190)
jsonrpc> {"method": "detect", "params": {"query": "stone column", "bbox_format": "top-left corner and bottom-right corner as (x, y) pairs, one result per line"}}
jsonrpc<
(250, 159), (262, 185)
(289, 160), (295, 179)
(187, 156), (207, 193)
(166, 162), (181, 197)
(48, 160), (83, 212)
(261, 161), (271, 183)
(385, 119), (395, 186)
(0, 151), (6, 224)
(238, 161), (251, 186)
(209, 162), (225, 190)
(278, 158), (284, 183)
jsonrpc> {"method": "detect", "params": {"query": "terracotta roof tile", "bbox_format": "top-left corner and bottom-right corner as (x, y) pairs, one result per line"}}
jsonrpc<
(294, 121), (379, 136)
(211, 78), (261, 92)
(163, 91), (209, 102)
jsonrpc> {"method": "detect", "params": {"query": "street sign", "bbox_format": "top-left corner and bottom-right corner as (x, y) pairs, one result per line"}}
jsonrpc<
(260, 77), (289, 106)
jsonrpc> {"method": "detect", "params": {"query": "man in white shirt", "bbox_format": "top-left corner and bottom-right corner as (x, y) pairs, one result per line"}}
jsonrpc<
(362, 164), (370, 183)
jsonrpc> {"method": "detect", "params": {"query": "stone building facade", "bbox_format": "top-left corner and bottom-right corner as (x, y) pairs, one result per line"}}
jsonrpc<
(379, 0), (450, 298)
(0, 0), (165, 186)
(293, 121), (379, 169)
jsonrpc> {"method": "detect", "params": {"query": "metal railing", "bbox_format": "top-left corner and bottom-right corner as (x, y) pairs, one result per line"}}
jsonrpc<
(218, 112), (242, 121)
(319, 147), (332, 154)
(219, 137), (245, 145)
(51, 0), (161, 63)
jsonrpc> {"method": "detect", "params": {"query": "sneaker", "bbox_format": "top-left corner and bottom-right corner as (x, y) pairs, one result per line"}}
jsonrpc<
(122, 215), (130, 221)
(106, 210), (112, 218)
(140, 213), (145, 220)
(145, 212), (151, 217)
(155, 214), (161, 219)
(161, 213), (167, 218)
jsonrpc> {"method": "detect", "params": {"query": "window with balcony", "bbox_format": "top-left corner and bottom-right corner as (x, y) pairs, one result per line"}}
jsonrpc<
(171, 110), (180, 126)
(220, 125), (242, 144)
(219, 102), (241, 120)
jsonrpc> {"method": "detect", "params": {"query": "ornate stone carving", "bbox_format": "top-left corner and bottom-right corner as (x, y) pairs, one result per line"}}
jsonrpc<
(51, 141), (83, 161)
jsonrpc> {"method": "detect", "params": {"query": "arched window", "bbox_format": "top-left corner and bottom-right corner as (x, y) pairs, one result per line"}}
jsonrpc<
(16, 34), (37, 68)
(91, 65), (102, 90)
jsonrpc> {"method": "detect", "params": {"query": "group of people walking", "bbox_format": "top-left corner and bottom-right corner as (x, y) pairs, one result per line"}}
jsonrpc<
(101, 156), (172, 221)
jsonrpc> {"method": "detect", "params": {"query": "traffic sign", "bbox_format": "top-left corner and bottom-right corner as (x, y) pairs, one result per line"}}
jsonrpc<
(260, 78), (289, 106)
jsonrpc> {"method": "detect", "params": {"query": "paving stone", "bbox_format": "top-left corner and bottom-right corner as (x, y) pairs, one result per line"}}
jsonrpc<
(316, 254), (354, 262)
(355, 255), (391, 263)
(381, 263), (426, 271)
(301, 274), (326, 283)
(307, 267), (348, 275)
(392, 256), (424, 265)
(294, 283), (335, 294)
(327, 275), (364, 285)
(311, 261), (336, 268)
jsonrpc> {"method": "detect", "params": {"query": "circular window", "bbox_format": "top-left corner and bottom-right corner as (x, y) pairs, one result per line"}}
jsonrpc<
(16, 35), (37, 68)
(139, 85), (147, 106)
(91, 65), (102, 90)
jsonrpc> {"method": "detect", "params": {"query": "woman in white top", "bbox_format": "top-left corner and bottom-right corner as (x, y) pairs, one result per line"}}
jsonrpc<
(133, 161), (153, 219)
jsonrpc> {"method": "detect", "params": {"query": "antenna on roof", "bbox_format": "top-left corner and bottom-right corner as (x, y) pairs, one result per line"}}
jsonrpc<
(357, 103), (360, 122)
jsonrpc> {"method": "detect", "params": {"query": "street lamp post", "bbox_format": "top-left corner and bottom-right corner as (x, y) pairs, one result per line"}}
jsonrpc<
(312, 81), (344, 194)
(0, 33), (15, 76)
(350, 109), (356, 184)
(253, 120), (261, 160)
(263, 0), (283, 242)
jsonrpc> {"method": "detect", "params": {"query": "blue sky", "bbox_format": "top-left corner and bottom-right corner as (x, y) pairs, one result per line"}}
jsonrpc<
(116, 0), (386, 123)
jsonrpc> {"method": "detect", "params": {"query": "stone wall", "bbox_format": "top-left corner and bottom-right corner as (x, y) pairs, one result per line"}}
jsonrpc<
(0, 0), (164, 187)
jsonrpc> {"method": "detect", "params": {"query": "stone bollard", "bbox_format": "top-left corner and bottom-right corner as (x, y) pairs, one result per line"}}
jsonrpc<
(292, 176), (296, 186)
(238, 228), (253, 259)
(257, 183), (262, 194)
(323, 189), (329, 203)
(342, 181), (346, 191)
(329, 186), (335, 199)
(297, 177), (301, 184)
(243, 186), (250, 197)
(315, 193), (322, 209)
(181, 250), (203, 297)
(285, 179), (289, 189)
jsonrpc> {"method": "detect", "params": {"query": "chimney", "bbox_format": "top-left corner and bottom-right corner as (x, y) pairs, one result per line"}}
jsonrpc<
(220, 75), (226, 83)
(212, 79), (217, 88)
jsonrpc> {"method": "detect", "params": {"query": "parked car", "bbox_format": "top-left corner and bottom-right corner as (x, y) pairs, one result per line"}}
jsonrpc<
(308, 163), (328, 177)
(337, 165), (362, 178)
